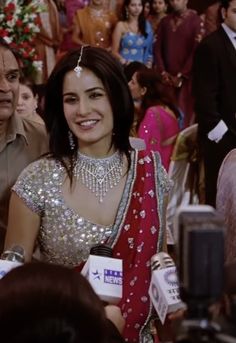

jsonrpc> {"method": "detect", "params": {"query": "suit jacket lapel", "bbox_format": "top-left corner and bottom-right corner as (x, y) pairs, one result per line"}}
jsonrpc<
(219, 26), (236, 70)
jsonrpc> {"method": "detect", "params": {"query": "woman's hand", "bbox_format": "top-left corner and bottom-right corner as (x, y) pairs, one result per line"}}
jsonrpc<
(167, 307), (186, 321)
(105, 305), (125, 333)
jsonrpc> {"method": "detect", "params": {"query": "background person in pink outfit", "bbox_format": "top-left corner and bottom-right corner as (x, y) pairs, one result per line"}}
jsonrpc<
(129, 68), (180, 171)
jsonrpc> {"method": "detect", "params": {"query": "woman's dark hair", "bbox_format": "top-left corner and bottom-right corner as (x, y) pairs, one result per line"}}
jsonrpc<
(221, 0), (233, 10)
(0, 263), (108, 343)
(143, 0), (152, 13)
(19, 76), (46, 118)
(19, 75), (37, 97)
(124, 61), (147, 82)
(135, 69), (180, 129)
(44, 46), (134, 182)
(121, 0), (148, 37)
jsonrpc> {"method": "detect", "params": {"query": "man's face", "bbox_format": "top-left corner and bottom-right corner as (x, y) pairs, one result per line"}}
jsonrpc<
(0, 46), (20, 121)
(90, 0), (105, 7)
(222, 0), (236, 32)
(169, 0), (188, 13)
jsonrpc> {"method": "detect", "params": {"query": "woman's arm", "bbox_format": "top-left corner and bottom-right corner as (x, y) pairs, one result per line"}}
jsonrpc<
(4, 192), (40, 262)
(111, 22), (126, 65)
(71, 16), (83, 45)
(138, 107), (161, 153)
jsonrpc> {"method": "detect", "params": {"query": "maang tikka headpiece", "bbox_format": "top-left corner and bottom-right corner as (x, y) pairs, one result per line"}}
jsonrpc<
(74, 45), (84, 77)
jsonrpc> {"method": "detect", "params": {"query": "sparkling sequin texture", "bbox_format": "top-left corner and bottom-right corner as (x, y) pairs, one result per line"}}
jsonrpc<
(12, 158), (113, 267)
(12, 150), (171, 343)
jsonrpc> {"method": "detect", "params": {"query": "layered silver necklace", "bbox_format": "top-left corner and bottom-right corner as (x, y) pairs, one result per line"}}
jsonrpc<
(75, 151), (123, 203)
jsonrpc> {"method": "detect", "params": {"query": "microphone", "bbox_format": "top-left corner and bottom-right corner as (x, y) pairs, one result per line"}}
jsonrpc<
(151, 251), (175, 270)
(148, 252), (185, 324)
(81, 244), (123, 304)
(175, 205), (224, 314)
(90, 244), (113, 257)
(1, 245), (25, 262)
(174, 205), (226, 342)
(0, 245), (25, 279)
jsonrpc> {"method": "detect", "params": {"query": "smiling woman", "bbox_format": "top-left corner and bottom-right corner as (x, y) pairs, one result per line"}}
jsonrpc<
(63, 68), (114, 155)
(4, 46), (170, 343)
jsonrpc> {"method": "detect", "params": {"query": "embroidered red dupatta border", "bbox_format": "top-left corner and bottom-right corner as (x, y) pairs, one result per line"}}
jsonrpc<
(112, 151), (168, 342)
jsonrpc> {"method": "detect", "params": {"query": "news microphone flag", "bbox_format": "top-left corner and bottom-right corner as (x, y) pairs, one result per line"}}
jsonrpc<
(149, 252), (185, 324)
(81, 254), (123, 304)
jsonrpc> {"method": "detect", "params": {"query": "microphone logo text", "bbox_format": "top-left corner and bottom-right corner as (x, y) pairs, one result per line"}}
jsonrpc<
(104, 269), (123, 285)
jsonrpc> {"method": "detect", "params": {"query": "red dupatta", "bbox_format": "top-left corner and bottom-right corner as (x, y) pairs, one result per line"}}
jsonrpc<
(74, 150), (168, 342)
(109, 150), (168, 342)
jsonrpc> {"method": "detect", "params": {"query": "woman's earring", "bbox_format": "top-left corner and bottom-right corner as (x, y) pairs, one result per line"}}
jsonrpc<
(126, 8), (129, 19)
(68, 130), (75, 151)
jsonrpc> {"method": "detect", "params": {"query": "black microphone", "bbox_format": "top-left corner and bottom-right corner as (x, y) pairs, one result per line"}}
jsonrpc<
(175, 205), (226, 343)
(175, 205), (224, 316)
(90, 244), (113, 258)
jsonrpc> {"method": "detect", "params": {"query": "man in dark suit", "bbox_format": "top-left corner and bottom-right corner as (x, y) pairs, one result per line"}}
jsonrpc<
(193, 0), (236, 206)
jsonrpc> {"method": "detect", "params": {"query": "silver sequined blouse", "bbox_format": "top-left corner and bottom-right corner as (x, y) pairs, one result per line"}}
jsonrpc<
(12, 155), (135, 267)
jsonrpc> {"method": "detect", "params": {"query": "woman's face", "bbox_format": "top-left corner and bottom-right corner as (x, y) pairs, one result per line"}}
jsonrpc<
(144, 1), (151, 17)
(16, 84), (37, 117)
(128, 72), (145, 101)
(63, 68), (114, 154)
(152, 0), (167, 14)
(127, 0), (143, 18)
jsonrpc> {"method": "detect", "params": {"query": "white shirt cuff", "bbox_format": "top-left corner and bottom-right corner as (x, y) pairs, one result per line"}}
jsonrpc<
(207, 120), (228, 143)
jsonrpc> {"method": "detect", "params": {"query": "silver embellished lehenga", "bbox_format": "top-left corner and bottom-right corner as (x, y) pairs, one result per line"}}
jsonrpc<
(13, 149), (170, 343)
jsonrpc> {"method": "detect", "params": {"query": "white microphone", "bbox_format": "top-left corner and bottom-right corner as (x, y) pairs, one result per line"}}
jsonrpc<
(0, 245), (25, 279)
(81, 244), (123, 304)
(148, 252), (185, 324)
(151, 251), (175, 270)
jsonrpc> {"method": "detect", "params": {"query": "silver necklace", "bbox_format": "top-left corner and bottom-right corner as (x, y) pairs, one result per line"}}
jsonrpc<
(75, 151), (123, 203)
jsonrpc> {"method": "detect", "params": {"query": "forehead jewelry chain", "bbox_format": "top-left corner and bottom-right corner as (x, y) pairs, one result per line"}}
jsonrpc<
(74, 45), (84, 77)
(75, 151), (123, 203)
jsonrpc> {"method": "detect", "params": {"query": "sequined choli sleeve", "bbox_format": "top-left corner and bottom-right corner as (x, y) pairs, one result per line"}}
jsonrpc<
(12, 158), (51, 215)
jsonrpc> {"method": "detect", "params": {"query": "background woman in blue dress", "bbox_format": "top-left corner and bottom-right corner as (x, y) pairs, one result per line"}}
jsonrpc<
(112, 0), (154, 68)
